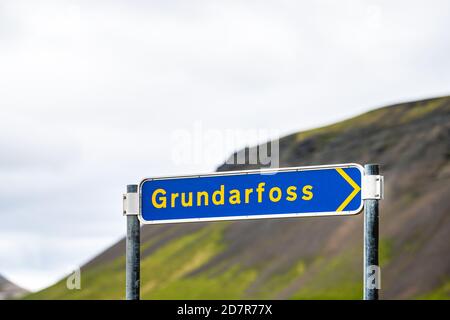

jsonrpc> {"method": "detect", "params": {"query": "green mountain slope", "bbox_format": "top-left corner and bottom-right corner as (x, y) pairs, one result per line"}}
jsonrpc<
(27, 96), (450, 300)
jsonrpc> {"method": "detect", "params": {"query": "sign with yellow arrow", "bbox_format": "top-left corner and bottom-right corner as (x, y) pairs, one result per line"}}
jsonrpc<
(138, 163), (364, 224)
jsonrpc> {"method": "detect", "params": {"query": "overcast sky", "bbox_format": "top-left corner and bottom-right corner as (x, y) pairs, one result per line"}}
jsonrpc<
(1, 0), (449, 291)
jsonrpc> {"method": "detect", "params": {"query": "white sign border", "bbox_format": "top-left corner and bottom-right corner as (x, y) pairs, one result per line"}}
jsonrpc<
(138, 163), (365, 225)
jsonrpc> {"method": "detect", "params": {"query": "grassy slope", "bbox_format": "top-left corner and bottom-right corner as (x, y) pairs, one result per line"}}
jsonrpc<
(27, 96), (450, 300)
(29, 222), (363, 300)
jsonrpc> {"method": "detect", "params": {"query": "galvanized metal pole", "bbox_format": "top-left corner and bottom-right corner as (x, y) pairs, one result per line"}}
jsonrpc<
(364, 164), (379, 300)
(126, 184), (140, 300)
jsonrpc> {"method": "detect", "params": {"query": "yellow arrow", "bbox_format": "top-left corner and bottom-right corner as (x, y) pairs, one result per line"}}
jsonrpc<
(336, 168), (361, 212)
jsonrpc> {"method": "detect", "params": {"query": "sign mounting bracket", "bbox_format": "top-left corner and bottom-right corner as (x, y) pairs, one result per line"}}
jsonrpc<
(123, 192), (139, 216)
(362, 175), (384, 200)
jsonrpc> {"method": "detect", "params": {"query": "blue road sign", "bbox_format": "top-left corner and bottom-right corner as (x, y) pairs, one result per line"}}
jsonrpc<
(138, 164), (364, 224)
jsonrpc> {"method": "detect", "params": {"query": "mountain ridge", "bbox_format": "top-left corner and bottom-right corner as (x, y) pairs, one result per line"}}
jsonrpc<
(27, 95), (450, 299)
(0, 274), (28, 300)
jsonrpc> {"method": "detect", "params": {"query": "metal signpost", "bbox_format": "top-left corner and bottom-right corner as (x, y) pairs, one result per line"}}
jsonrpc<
(122, 163), (383, 300)
(123, 185), (140, 300)
(363, 164), (383, 300)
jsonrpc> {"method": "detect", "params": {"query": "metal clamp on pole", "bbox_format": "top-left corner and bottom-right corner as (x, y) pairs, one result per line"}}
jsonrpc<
(123, 192), (139, 216)
(362, 175), (384, 200)
(363, 164), (382, 300)
(125, 184), (140, 300)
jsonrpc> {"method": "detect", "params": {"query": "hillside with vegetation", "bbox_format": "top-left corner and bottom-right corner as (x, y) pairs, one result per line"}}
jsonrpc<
(27, 96), (450, 299)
